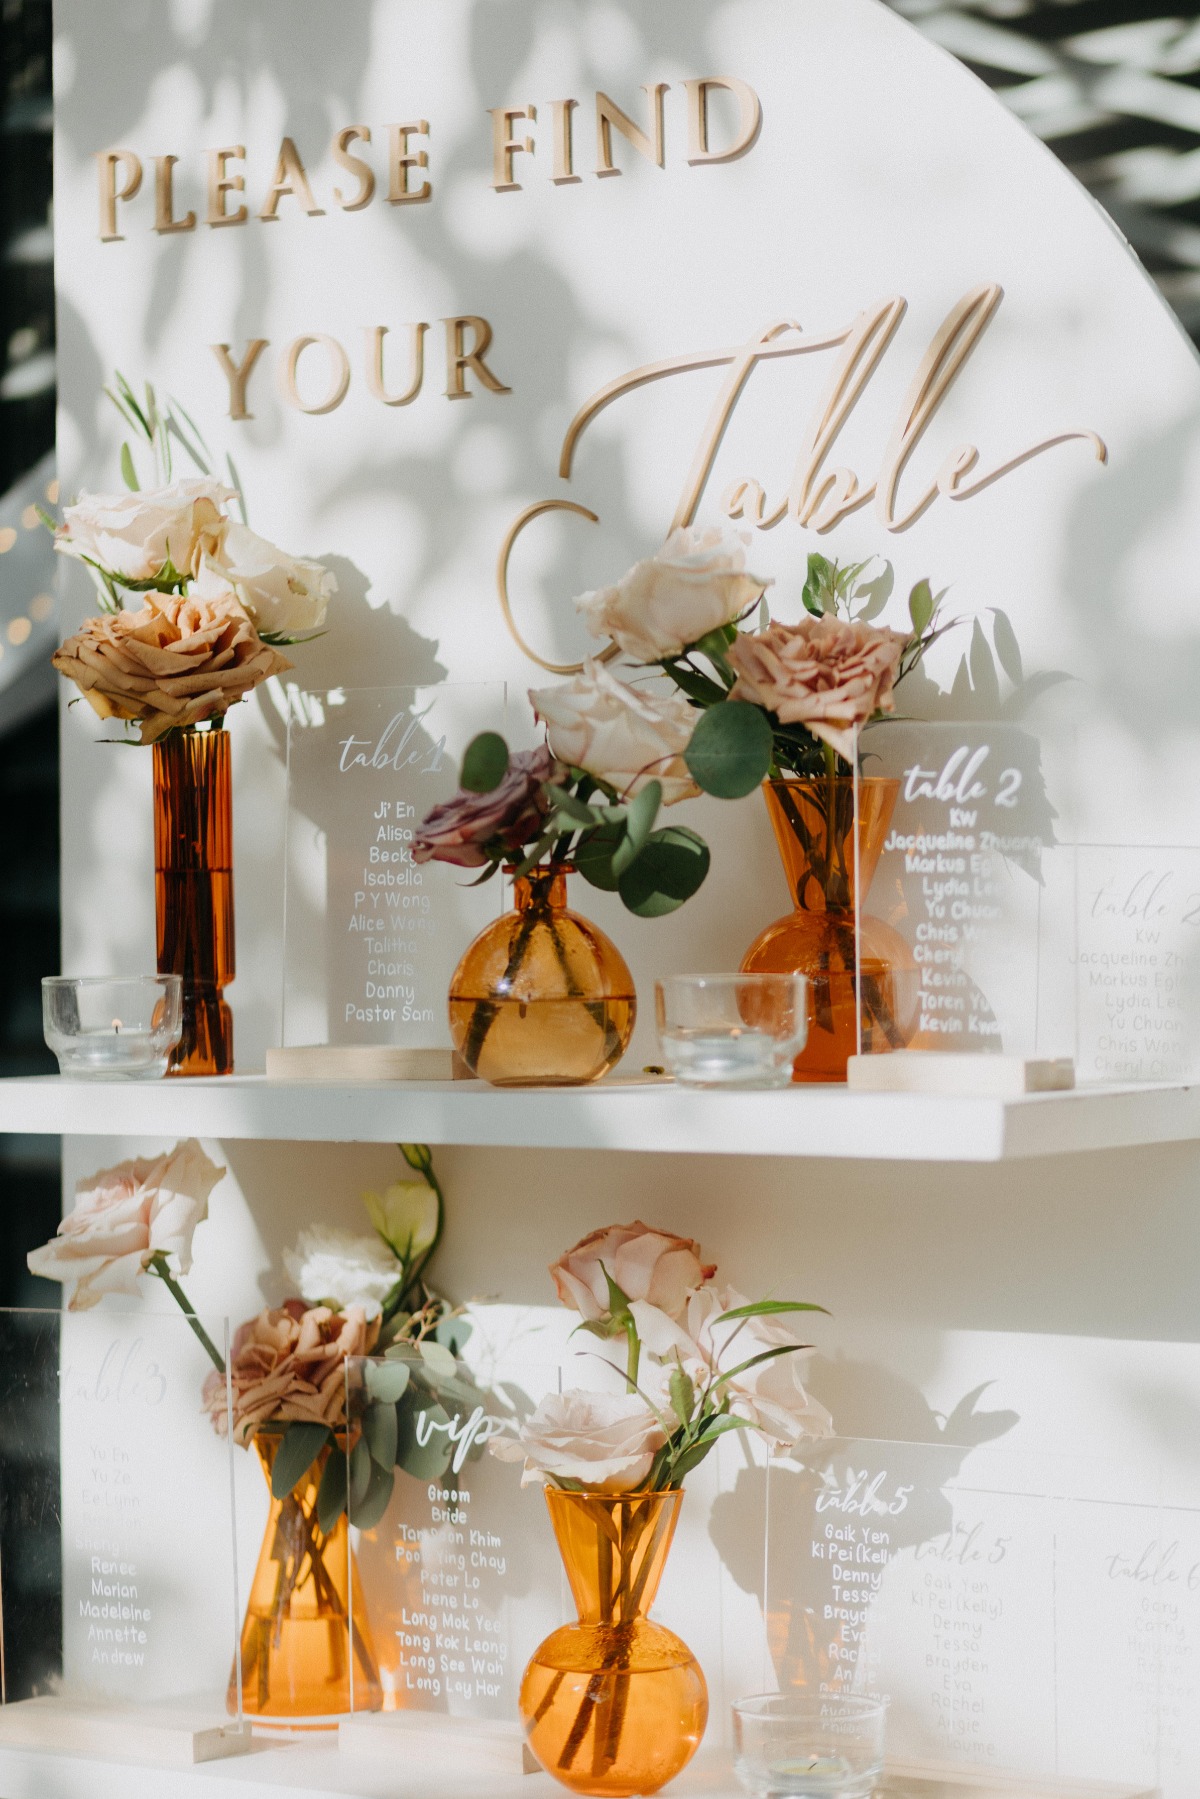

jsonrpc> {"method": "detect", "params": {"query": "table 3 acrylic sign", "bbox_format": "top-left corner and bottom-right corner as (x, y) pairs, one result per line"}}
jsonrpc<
(275, 685), (505, 1081)
(0, 1307), (251, 1765)
(764, 1433), (1200, 1796)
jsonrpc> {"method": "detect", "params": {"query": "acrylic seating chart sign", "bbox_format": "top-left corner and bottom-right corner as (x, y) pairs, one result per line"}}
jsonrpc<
(766, 1434), (1200, 1796)
(0, 1309), (240, 1735)
(853, 722), (1075, 1066)
(282, 686), (504, 1054)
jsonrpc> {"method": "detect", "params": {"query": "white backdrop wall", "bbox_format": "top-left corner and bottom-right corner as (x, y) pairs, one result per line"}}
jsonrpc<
(51, 0), (1200, 1747)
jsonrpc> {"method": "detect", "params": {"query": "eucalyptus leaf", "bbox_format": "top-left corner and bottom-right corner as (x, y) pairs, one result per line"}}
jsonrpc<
(575, 823), (624, 891)
(365, 1360), (411, 1403)
(269, 1422), (331, 1499)
(550, 785), (600, 827)
(989, 608), (1024, 685)
(685, 703), (773, 800)
(436, 1315), (473, 1354)
(908, 578), (934, 637)
(618, 827), (710, 918)
(316, 1444), (349, 1535)
(418, 1339), (458, 1383)
(363, 1399), (399, 1469)
(611, 780), (661, 878)
(349, 1437), (373, 1507)
(352, 1459), (395, 1532)
(461, 732), (509, 794)
(396, 1402), (454, 1480)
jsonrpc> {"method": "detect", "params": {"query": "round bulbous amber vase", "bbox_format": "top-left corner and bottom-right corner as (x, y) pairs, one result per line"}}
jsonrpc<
(520, 1489), (708, 1798)
(228, 1434), (382, 1728)
(741, 777), (919, 1083)
(448, 866), (636, 1086)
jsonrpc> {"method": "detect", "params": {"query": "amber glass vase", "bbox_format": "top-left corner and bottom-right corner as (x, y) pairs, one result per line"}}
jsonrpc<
(740, 777), (918, 1082)
(153, 726), (234, 1076)
(448, 867), (636, 1086)
(229, 1435), (382, 1728)
(520, 1489), (707, 1797)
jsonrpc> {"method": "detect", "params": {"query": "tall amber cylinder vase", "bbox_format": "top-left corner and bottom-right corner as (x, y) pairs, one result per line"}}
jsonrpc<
(153, 726), (234, 1076)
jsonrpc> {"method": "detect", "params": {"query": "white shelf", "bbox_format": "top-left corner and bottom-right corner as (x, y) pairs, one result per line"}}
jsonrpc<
(0, 1073), (1196, 1160)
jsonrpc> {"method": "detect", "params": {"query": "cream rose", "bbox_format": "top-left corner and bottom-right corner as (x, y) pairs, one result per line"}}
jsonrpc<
(27, 1139), (224, 1310)
(490, 1389), (666, 1492)
(631, 1285), (833, 1450)
(282, 1226), (399, 1317)
(727, 614), (908, 762)
(550, 1221), (715, 1323)
(576, 526), (770, 664)
(529, 661), (699, 804)
(56, 479), (233, 582)
(201, 521), (335, 635)
(205, 1301), (381, 1446)
(52, 589), (292, 743)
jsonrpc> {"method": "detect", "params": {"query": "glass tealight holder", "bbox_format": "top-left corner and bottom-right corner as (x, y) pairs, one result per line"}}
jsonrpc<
(655, 974), (808, 1089)
(732, 1694), (887, 1799)
(42, 976), (183, 1080)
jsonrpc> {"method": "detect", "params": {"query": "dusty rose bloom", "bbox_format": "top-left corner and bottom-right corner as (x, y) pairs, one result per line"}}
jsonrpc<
(727, 615), (909, 762)
(52, 589), (292, 743)
(412, 745), (562, 869)
(205, 1302), (380, 1446)
(550, 1221), (715, 1323)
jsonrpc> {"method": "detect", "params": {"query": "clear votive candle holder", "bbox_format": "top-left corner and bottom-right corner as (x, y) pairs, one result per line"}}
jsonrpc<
(42, 976), (183, 1080)
(655, 974), (808, 1089)
(732, 1694), (887, 1799)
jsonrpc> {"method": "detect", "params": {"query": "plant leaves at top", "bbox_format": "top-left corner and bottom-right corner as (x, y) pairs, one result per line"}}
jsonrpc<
(575, 822), (624, 891)
(365, 1359), (411, 1404)
(269, 1422), (331, 1499)
(611, 779), (662, 878)
(461, 732), (510, 794)
(989, 608), (1023, 686)
(802, 552), (834, 617)
(119, 443), (139, 493)
(418, 1339), (458, 1383)
(436, 1315), (473, 1355)
(316, 1442), (350, 1535)
(716, 1299), (832, 1322)
(685, 702), (773, 800)
(618, 826), (710, 917)
(908, 578), (934, 637)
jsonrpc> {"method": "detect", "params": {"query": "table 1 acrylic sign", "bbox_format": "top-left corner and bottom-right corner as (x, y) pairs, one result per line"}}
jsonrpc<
(278, 685), (505, 1077)
(762, 1434), (1200, 1796)
(852, 721), (1076, 1069)
(0, 1308), (250, 1765)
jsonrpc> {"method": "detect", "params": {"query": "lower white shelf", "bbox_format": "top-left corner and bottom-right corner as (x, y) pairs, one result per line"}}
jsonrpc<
(0, 1072), (1195, 1161)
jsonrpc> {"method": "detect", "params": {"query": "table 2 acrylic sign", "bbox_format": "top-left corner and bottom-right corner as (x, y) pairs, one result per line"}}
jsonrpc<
(279, 685), (505, 1074)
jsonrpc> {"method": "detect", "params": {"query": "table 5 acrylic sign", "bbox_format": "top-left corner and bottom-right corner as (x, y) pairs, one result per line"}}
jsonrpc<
(763, 1433), (1200, 1796)
(280, 685), (505, 1073)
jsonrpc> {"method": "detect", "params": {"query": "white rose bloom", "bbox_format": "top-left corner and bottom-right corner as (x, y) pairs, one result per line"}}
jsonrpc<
(529, 660), (700, 804)
(56, 479), (233, 582)
(490, 1389), (666, 1492)
(631, 1285), (833, 1451)
(204, 521), (335, 635)
(282, 1226), (399, 1317)
(575, 526), (770, 664)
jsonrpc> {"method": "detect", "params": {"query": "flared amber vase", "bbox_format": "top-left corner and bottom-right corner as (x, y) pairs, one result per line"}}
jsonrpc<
(448, 867), (636, 1086)
(520, 1489), (707, 1798)
(741, 778), (919, 1082)
(153, 727), (234, 1076)
(228, 1435), (382, 1728)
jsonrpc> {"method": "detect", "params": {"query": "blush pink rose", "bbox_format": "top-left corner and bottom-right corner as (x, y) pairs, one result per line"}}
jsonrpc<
(490, 1389), (666, 1492)
(27, 1139), (224, 1310)
(727, 614), (908, 762)
(550, 1221), (715, 1323)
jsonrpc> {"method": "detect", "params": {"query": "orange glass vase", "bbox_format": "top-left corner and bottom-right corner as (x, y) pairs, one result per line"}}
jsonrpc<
(520, 1489), (707, 1798)
(448, 867), (636, 1086)
(741, 777), (919, 1082)
(229, 1435), (382, 1728)
(153, 726), (234, 1076)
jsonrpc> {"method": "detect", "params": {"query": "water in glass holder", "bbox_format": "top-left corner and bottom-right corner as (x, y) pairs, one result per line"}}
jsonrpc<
(732, 1694), (887, 1799)
(42, 975), (183, 1079)
(655, 975), (808, 1089)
